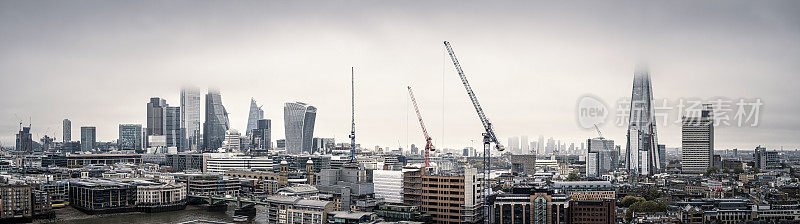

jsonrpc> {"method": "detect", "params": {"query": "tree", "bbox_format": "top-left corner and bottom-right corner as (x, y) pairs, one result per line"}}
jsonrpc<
(750, 167), (760, 173)
(567, 172), (581, 181)
(644, 188), (661, 201)
(734, 167), (745, 174)
(619, 196), (646, 207)
(626, 201), (667, 221)
(706, 166), (720, 175)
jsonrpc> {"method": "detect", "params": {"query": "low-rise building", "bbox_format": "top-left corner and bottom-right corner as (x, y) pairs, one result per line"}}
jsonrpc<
(264, 195), (334, 224)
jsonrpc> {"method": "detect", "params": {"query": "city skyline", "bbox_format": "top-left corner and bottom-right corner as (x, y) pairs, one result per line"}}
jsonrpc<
(1, 1), (799, 151)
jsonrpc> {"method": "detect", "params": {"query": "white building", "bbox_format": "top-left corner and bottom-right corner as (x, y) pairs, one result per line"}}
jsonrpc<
(223, 129), (242, 153)
(373, 170), (403, 203)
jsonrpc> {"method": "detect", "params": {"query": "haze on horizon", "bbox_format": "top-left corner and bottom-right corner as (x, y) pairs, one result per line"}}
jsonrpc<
(1, 1), (799, 151)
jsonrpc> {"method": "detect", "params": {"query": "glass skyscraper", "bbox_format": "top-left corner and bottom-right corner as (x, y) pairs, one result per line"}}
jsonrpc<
(246, 98), (264, 136)
(81, 126), (96, 152)
(625, 67), (661, 176)
(166, 106), (183, 151)
(284, 102), (316, 155)
(181, 87), (202, 151)
(62, 119), (71, 143)
(118, 124), (142, 151)
(204, 89), (229, 151)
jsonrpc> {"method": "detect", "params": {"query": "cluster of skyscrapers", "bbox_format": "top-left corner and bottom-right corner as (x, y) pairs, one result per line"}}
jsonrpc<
(52, 87), (317, 155)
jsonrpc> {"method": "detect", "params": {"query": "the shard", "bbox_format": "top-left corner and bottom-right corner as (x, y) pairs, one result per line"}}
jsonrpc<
(626, 66), (661, 176)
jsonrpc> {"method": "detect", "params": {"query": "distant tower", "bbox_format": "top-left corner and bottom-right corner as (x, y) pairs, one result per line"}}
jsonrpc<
(181, 87), (202, 151)
(80, 126), (96, 152)
(246, 98), (264, 136)
(681, 104), (714, 174)
(625, 66), (661, 176)
(62, 119), (71, 143)
(204, 89), (229, 151)
(283, 102), (316, 154)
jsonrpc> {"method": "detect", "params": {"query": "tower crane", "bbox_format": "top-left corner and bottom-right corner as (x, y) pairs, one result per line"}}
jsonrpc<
(407, 86), (435, 168)
(349, 67), (357, 164)
(443, 41), (503, 224)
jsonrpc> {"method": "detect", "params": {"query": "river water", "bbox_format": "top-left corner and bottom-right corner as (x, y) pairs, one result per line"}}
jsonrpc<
(35, 205), (269, 224)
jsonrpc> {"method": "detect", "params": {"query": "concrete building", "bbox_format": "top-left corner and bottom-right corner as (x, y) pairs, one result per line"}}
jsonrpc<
(625, 67), (661, 176)
(403, 167), (482, 224)
(181, 87), (202, 151)
(492, 188), (565, 224)
(681, 104), (714, 174)
(135, 181), (186, 212)
(373, 170), (403, 203)
(264, 195), (334, 224)
(284, 102), (317, 154)
(118, 124), (142, 151)
(165, 153), (205, 172)
(62, 119), (71, 143)
(509, 155), (537, 176)
(80, 126), (96, 152)
(204, 89), (230, 151)
(315, 167), (379, 212)
(754, 146), (780, 170)
(586, 137), (615, 177)
(175, 173), (239, 197)
(66, 154), (141, 167)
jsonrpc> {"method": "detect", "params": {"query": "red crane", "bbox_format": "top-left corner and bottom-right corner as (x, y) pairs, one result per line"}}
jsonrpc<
(407, 86), (435, 167)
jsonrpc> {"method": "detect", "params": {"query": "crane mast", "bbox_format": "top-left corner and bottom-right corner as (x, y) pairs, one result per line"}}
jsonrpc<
(443, 41), (503, 224)
(349, 67), (356, 164)
(407, 86), (435, 168)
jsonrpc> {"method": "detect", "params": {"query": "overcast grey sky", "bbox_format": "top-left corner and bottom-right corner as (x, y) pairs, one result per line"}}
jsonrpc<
(1, 1), (798, 151)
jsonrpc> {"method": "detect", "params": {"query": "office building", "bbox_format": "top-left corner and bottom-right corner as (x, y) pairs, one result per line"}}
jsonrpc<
(62, 119), (71, 143)
(312, 137), (334, 155)
(520, 135), (529, 154)
(586, 138), (615, 177)
(264, 195), (334, 224)
(80, 126), (96, 152)
(681, 104), (714, 174)
(66, 154), (142, 167)
(181, 87), (202, 151)
(15, 126), (32, 152)
(146, 97), (168, 148)
(118, 124), (142, 151)
(135, 182), (187, 212)
(251, 119), (272, 154)
(754, 146), (780, 170)
(625, 67), (661, 176)
(284, 102), (317, 154)
(68, 179), (136, 214)
(509, 155), (537, 176)
(373, 170), (403, 203)
(403, 168), (482, 224)
(204, 89), (229, 151)
(165, 106), (184, 151)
